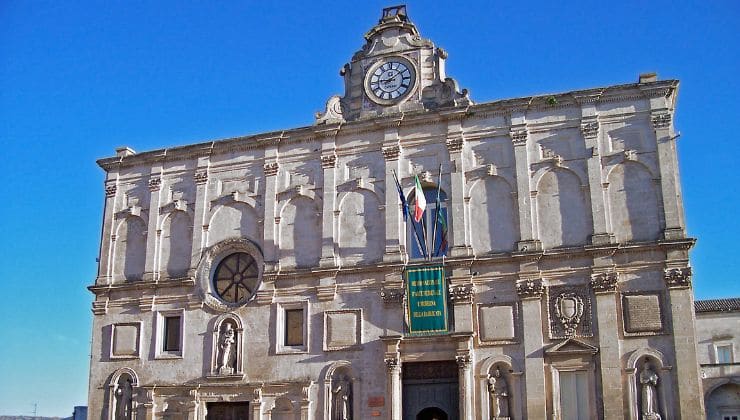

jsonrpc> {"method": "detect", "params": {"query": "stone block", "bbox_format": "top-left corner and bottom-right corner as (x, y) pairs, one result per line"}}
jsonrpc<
(478, 304), (516, 342)
(111, 323), (140, 358)
(623, 294), (663, 334)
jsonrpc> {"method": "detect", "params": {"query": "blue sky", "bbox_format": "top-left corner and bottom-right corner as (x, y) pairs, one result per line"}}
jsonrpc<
(1, 0), (738, 416)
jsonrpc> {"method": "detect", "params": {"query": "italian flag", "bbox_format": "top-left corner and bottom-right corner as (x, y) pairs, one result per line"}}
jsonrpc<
(413, 175), (426, 222)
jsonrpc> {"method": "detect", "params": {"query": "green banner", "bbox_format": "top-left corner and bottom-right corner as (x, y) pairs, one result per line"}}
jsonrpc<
(405, 265), (448, 335)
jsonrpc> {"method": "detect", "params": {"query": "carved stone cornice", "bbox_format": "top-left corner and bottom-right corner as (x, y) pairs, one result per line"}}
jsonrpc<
(263, 162), (279, 177)
(382, 145), (401, 161)
(445, 137), (464, 154)
(384, 357), (399, 372)
(664, 267), (692, 288)
(590, 272), (619, 293)
(580, 120), (599, 138)
(320, 154), (337, 169)
(651, 112), (672, 129)
(105, 184), (117, 197)
(509, 128), (528, 145)
(193, 171), (208, 185)
(448, 284), (474, 303)
(380, 288), (404, 305)
(148, 177), (161, 192)
(516, 279), (544, 299)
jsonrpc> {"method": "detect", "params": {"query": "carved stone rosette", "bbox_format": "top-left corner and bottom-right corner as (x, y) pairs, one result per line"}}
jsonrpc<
(445, 137), (464, 154)
(380, 288), (404, 305)
(516, 279), (544, 299)
(590, 272), (619, 293)
(382, 145), (401, 161)
(448, 284), (474, 303)
(651, 112), (672, 129)
(547, 286), (593, 338)
(664, 267), (692, 288)
(263, 162), (279, 177)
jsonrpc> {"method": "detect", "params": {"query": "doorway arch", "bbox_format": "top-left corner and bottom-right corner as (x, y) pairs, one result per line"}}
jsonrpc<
(416, 406), (449, 420)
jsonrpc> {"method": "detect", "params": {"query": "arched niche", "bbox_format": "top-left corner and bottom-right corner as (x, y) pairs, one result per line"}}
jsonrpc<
(626, 348), (673, 420)
(705, 380), (740, 419)
(468, 176), (519, 255)
(208, 202), (261, 247)
(279, 196), (321, 269)
(477, 356), (523, 420)
(113, 216), (147, 282)
(536, 168), (592, 248)
(607, 161), (661, 243)
(322, 361), (358, 420)
(337, 189), (383, 264)
(209, 314), (244, 378)
(159, 210), (193, 279)
(106, 367), (139, 420)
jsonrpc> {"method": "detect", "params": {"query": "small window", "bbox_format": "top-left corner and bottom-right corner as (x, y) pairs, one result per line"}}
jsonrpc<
(717, 344), (733, 364)
(163, 316), (181, 352)
(285, 309), (304, 346)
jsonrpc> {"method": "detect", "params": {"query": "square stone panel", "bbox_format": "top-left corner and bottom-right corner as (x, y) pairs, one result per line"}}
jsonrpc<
(112, 323), (140, 357)
(479, 304), (516, 342)
(325, 310), (361, 350)
(623, 294), (663, 333)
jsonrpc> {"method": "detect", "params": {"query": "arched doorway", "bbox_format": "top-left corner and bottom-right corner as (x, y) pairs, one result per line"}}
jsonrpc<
(416, 406), (449, 420)
(705, 382), (740, 420)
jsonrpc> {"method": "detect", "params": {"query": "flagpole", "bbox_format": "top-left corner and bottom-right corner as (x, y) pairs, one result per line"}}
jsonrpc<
(392, 171), (427, 260)
(431, 164), (442, 258)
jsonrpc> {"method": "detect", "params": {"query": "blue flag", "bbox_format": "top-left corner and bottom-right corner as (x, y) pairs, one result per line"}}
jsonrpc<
(392, 171), (409, 222)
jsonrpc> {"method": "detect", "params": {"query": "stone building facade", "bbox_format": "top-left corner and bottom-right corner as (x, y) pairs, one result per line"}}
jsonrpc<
(88, 6), (705, 420)
(695, 298), (740, 419)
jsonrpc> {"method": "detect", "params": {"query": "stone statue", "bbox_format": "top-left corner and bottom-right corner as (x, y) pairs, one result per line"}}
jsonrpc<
(331, 377), (352, 420)
(487, 367), (509, 419)
(639, 363), (662, 420)
(114, 375), (133, 420)
(217, 323), (236, 374)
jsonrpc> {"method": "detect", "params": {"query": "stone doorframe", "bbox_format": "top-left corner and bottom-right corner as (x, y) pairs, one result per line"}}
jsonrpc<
(381, 332), (474, 420)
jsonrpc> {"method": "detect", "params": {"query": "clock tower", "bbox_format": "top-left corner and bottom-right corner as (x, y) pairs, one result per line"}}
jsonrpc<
(315, 5), (472, 124)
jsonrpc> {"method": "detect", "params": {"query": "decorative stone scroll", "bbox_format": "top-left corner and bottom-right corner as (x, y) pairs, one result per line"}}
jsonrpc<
(315, 95), (345, 125)
(516, 279), (544, 299)
(664, 267), (691, 288)
(651, 112), (672, 129)
(547, 287), (593, 338)
(448, 284), (474, 303)
(590, 272), (619, 293)
(382, 145), (401, 161)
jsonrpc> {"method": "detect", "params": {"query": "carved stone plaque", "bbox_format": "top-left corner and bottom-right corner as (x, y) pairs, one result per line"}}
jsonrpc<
(112, 323), (140, 358)
(478, 304), (517, 343)
(547, 286), (593, 339)
(623, 294), (663, 334)
(325, 310), (361, 350)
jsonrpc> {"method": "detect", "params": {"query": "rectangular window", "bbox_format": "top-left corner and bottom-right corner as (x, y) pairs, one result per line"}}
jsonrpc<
(285, 309), (304, 346)
(559, 371), (591, 420)
(717, 344), (733, 364)
(163, 316), (181, 352)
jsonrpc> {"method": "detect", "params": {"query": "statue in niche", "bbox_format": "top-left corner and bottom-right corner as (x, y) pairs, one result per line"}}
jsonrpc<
(217, 322), (236, 374)
(487, 367), (510, 419)
(114, 375), (134, 420)
(639, 363), (662, 420)
(331, 376), (352, 420)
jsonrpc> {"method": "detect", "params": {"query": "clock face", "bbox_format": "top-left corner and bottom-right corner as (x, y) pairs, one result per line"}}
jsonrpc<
(365, 58), (416, 104)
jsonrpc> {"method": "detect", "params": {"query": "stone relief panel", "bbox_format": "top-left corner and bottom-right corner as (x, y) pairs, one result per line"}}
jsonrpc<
(159, 210), (192, 279)
(113, 216), (147, 282)
(338, 190), (383, 263)
(208, 203), (261, 247)
(478, 303), (518, 344)
(324, 309), (362, 351)
(536, 168), (592, 248)
(622, 293), (664, 335)
(469, 177), (519, 254)
(279, 196), (321, 268)
(547, 285), (593, 339)
(111, 323), (140, 358)
(608, 162), (661, 243)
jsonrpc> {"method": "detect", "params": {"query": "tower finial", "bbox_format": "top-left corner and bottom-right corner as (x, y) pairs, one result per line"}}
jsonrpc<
(381, 5), (408, 22)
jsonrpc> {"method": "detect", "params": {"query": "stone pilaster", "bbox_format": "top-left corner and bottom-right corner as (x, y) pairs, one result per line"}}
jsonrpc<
(449, 282), (474, 332)
(580, 102), (613, 245)
(382, 128), (403, 261)
(251, 388), (263, 420)
(381, 336), (402, 420)
(262, 144), (280, 270)
(99, 176), (119, 284)
(456, 352), (474, 420)
(446, 115), (468, 257)
(590, 271), (624, 418)
(143, 167), (163, 281)
(664, 267), (705, 419)
(190, 159), (210, 268)
(319, 148), (337, 268)
(510, 117), (541, 251)
(516, 277), (546, 419)
(651, 109), (685, 239)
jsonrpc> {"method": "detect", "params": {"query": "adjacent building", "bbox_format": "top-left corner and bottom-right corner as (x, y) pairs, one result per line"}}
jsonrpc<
(88, 6), (706, 419)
